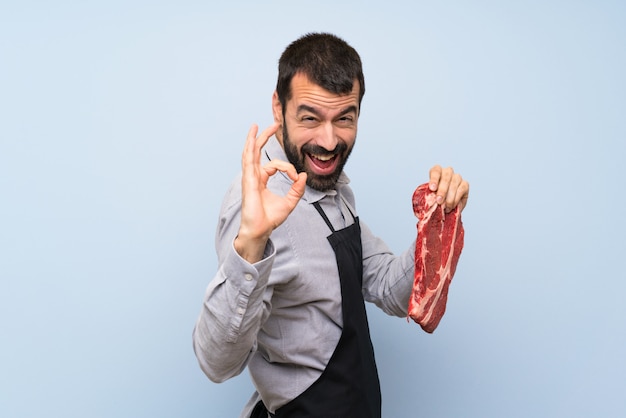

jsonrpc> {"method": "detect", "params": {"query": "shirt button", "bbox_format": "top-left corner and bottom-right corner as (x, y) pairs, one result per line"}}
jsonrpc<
(237, 307), (245, 315)
(244, 273), (253, 281)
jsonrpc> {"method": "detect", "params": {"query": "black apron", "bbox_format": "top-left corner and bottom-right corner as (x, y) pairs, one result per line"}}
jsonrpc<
(252, 201), (381, 418)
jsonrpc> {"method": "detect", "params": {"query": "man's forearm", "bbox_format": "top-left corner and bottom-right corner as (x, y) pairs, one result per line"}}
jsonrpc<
(192, 241), (275, 382)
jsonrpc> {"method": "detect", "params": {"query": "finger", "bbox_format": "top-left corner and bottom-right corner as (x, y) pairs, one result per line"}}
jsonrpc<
(254, 122), (279, 154)
(445, 178), (470, 213)
(243, 123), (280, 189)
(242, 124), (260, 170)
(263, 159), (300, 182)
(457, 180), (470, 212)
(428, 165), (442, 191)
(444, 173), (463, 211)
(434, 166), (454, 205)
(243, 123), (279, 169)
(284, 172), (307, 210)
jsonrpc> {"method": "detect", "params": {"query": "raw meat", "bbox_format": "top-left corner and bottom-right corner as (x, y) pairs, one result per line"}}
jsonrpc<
(408, 183), (464, 333)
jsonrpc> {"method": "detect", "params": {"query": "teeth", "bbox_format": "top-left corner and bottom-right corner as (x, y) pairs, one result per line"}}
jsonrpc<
(311, 154), (333, 161)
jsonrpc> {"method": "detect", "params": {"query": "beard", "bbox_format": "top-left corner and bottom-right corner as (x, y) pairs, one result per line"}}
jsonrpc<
(281, 122), (354, 191)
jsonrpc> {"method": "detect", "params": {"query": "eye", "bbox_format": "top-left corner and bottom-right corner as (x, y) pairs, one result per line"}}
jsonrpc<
(337, 115), (355, 125)
(300, 115), (319, 125)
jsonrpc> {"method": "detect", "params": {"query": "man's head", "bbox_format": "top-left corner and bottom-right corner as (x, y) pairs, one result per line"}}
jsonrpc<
(275, 32), (365, 110)
(273, 33), (365, 191)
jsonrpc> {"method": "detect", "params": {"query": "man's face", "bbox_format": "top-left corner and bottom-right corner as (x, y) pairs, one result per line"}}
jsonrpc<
(274, 73), (360, 191)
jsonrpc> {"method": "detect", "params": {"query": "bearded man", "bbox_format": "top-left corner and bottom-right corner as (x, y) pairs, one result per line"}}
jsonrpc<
(193, 32), (469, 418)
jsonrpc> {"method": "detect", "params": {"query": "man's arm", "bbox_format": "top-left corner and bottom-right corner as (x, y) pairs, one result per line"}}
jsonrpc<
(359, 166), (469, 317)
(360, 221), (416, 317)
(192, 194), (276, 382)
(192, 124), (306, 382)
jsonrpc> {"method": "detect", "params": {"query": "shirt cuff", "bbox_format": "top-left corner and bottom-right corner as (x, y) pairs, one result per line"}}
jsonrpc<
(223, 237), (276, 296)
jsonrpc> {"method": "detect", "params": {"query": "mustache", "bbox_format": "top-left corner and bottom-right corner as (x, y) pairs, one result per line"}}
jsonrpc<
(301, 142), (348, 156)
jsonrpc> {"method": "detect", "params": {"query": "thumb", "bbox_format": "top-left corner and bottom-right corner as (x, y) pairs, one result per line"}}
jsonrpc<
(284, 172), (307, 210)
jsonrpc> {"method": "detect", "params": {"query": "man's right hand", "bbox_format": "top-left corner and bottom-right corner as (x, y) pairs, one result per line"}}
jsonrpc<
(234, 123), (307, 263)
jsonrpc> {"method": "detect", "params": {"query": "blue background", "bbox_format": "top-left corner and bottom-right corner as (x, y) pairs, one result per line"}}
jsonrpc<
(1, 1), (625, 417)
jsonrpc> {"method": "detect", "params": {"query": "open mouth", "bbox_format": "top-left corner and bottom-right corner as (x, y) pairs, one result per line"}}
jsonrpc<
(307, 152), (339, 175)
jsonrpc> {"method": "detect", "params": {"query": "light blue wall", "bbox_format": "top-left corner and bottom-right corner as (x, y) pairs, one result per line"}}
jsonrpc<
(2, 1), (625, 417)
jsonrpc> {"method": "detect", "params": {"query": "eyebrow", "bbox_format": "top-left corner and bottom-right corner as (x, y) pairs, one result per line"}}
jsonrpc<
(296, 104), (358, 117)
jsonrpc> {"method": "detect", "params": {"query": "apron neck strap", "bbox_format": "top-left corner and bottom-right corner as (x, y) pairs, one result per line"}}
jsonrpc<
(312, 201), (335, 232)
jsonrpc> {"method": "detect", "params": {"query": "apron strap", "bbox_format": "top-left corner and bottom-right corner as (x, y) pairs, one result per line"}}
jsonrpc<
(312, 201), (335, 232)
(313, 198), (357, 234)
(250, 400), (274, 418)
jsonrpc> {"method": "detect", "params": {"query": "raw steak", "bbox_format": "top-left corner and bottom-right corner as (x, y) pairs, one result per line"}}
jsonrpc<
(408, 183), (464, 333)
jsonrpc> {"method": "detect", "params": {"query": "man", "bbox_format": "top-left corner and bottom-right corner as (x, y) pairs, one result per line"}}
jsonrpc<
(193, 33), (469, 418)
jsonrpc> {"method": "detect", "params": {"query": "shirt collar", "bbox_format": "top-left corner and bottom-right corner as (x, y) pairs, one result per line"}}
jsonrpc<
(263, 136), (350, 203)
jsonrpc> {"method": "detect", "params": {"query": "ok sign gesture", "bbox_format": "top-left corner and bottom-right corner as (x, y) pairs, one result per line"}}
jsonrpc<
(234, 123), (307, 263)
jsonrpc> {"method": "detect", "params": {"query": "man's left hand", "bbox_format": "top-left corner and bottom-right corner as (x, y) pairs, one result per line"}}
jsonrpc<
(428, 165), (470, 213)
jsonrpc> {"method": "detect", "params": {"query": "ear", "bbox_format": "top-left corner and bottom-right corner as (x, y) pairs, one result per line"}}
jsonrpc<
(272, 91), (283, 125)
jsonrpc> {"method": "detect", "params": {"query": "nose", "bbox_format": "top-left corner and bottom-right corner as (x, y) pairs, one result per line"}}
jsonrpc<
(316, 122), (338, 152)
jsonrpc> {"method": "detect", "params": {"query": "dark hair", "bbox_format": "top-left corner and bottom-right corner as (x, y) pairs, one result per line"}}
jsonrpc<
(276, 33), (365, 110)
